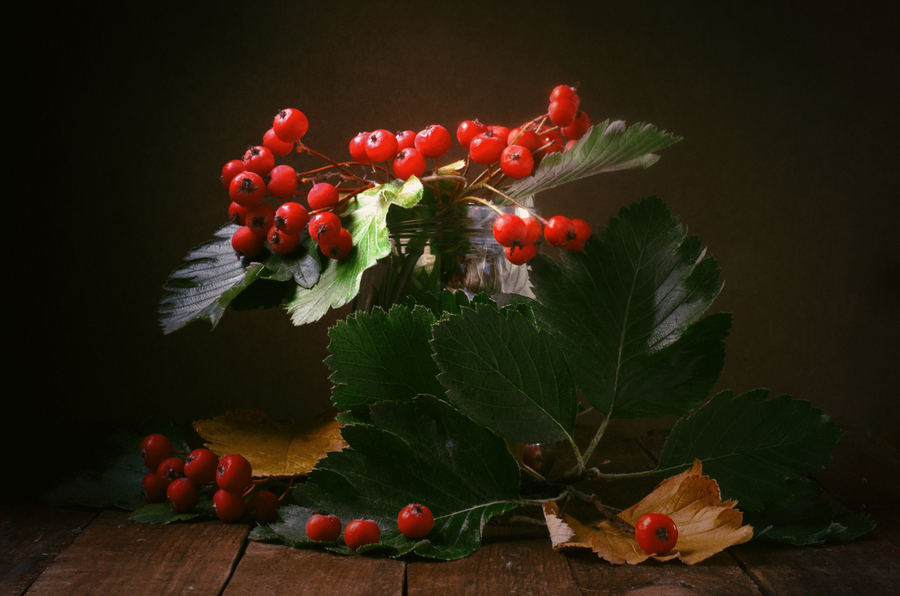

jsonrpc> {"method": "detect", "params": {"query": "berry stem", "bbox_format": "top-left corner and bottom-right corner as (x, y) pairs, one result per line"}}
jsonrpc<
(297, 143), (369, 184)
(481, 184), (547, 224)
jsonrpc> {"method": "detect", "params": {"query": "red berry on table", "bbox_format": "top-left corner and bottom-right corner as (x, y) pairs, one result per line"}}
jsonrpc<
(548, 100), (578, 127)
(228, 201), (250, 226)
(141, 471), (168, 503)
(247, 491), (281, 524)
(544, 215), (577, 247)
(365, 129), (398, 162)
(505, 243), (538, 265)
(397, 504), (434, 539)
(561, 110), (591, 141)
(522, 217), (542, 245)
(274, 202), (309, 235)
(492, 213), (527, 247)
(213, 489), (247, 523)
(221, 160), (246, 189)
(415, 124), (451, 158)
(242, 145), (275, 176)
(395, 130), (416, 150)
(268, 226), (302, 255)
(308, 212), (342, 245)
(156, 457), (186, 484)
(500, 145), (534, 179)
(469, 130), (505, 165)
(392, 147), (427, 180)
(245, 203), (277, 237)
(263, 128), (295, 156)
(564, 219), (592, 252)
(456, 119), (487, 148)
(319, 228), (353, 260)
(344, 519), (380, 551)
(231, 226), (266, 259)
(184, 448), (219, 486)
(306, 511), (342, 542)
(273, 108), (308, 143)
(635, 513), (679, 555)
(307, 182), (340, 211)
(229, 172), (266, 207)
(349, 132), (371, 163)
(216, 454), (253, 494)
(267, 165), (298, 199)
(167, 478), (199, 513)
(140, 434), (174, 471)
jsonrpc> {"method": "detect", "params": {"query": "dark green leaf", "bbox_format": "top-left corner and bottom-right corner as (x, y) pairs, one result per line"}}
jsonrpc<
(326, 304), (444, 408)
(129, 494), (216, 524)
(262, 395), (521, 560)
(258, 237), (321, 288)
(745, 478), (875, 545)
(657, 389), (845, 510)
(432, 303), (578, 444)
(529, 196), (727, 418)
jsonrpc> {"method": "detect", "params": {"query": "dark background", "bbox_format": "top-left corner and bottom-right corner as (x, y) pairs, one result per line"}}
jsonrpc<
(14, 1), (898, 489)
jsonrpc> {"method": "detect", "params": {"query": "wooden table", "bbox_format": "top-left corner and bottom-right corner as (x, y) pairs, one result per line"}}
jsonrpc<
(3, 420), (898, 595)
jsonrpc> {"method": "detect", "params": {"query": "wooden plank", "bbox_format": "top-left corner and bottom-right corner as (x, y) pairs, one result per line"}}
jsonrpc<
(223, 541), (405, 595)
(730, 533), (900, 594)
(566, 550), (763, 595)
(0, 503), (97, 596)
(26, 509), (248, 595)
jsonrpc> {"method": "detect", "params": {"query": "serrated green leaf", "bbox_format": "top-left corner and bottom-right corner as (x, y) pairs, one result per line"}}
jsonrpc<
(656, 389), (845, 511)
(744, 478), (875, 545)
(258, 236), (321, 287)
(285, 178), (425, 325)
(432, 303), (578, 444)
(326, 304), (444, 408)
(262, 395), (521, 560)
(506, 121), (681, 199)
(129, 495), (217, 524)
(528, 196), (727, 418)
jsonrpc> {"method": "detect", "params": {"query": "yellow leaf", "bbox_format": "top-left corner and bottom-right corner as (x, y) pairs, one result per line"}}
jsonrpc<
(193, 409), (347, 478)
(543, 460), (753, 565)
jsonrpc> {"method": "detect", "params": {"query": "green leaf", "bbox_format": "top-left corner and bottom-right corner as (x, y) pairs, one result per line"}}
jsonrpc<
(506, 121), (682, 200)
(656, 389), (845, 511)
(431, 302), (578, 444)
(285, 178), (425, 325)
(258, 237), (321, 288)
(528, 196), (727, 418)
(129, 495), (217, 524)
(744, 479), (875, 545)
(262, 395), (521, 560)
(326, 304), (445, 408)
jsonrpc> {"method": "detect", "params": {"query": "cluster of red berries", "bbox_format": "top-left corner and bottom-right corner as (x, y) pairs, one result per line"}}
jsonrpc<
(139, 433), (280, 523)
(305, 503), (434, 551)
(223, 108), (353, 261)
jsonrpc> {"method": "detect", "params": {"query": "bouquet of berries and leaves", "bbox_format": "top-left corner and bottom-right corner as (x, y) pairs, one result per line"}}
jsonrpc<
(45, 84), (874, 563)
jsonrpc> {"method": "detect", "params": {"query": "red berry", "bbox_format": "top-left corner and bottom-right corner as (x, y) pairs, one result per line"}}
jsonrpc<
(213, 489), (247, 523)
(274, 202), (309, 235)
(263, 128), (295, 156)
(505, 243), (538, 265)
(469, 130), (505, 165)
(489, 126), (511, 144)
(307, 182), (340, 211)
(245, 203), (277, 237)
(228, 201), (250, 226)
(549, 85), (579, 108)
(273, 108), (308, 143)
(395, 130), (416, 150)
(167, 478), (199, 513)
(349, 132), (371, 163)
(415, 124), (451, 159)
(221, 160), (246, 189)
(522, 217), (542, 245)
(492, 213), (527, 247)
(537, 129), (565, 156)
(308, 212), (342, 245)
(247, 491), (281, 524)
(140, 434), (174, 471)
(397, 504), (434, 539)
(635, 513), (679, 555)
(564, 219), (592, 252)
(306, 511), (342, 542)
(319, 228), (353, 260)
(499, 145), (534, 179)
(561, 110), (591, 141)
(344, 519), (380, 551)
(268, 226), (302, 255)
(141, 471), (168, 503)
(548, 100), (578, 127)
(231, 226), (266, 259)
(507, 127), (541, 153)
(156, 457), (186, 484)
(544, 215), (577, 247)
(267, 165), (298, 199)
(184, 448), (219, 486)
(522, 444), (542, 470)
(242, 145), (275, 176)
(365, 129), (398, 162)
(216, 454), (252, 494)
(229, 172), (266, 207)
(456, 119), (487, 148)
(392, 147), (427, 180)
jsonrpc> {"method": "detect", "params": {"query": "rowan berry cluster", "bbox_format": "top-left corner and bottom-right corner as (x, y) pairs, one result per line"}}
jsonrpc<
(305, 503), (434, 550)
(139, 433), (280, 523)
(218, 84), (592, 267)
